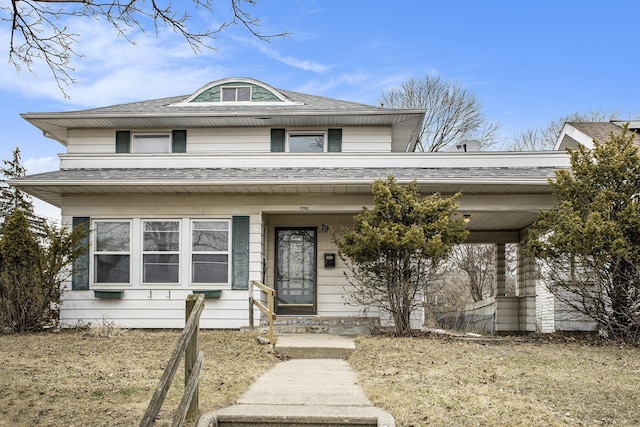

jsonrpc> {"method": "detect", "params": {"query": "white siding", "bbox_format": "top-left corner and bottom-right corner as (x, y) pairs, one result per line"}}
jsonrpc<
(187, 128), (268, 152)
(59, 194), (376, 328)
(535, 280), (555, 333)
(60, 288), (249, 329)
(342, 127), (392, 153)
(65, 126), (393, 155)
(67, 129), (118, 154)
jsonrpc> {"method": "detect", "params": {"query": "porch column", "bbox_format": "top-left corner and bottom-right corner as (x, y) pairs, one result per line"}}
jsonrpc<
(517, 239), (537, 296)
(516, 235), (537, 332)
(495, 243), (506, 297)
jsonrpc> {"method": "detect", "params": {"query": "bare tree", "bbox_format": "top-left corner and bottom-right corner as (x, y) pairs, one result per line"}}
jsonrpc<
(3, 0), (288, 96)
(380, 75), (500, 152)
(506, 110), (620, 151)
(448, 244), (495, 302)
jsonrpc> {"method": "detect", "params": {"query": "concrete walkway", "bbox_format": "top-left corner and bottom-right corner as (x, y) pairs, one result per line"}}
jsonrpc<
(198, 335), (395, 427)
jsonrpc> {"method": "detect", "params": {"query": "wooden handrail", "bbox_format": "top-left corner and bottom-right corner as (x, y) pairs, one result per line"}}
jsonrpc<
(249, 280), (276, 345)
(140, 294), (205, 427)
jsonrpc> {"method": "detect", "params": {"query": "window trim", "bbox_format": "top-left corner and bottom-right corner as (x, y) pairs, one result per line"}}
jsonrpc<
(190, 219), (231, 286)
(287, 131), (327, 153)
(92, 219), (132, 285)
(141, 219), (181, 285)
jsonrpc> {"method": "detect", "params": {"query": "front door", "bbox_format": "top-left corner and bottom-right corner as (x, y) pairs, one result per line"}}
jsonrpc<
(275, 227), (317, 314)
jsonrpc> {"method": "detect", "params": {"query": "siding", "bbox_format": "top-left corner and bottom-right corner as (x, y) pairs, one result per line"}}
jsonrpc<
(60, 288), (249, 328)
(65, 127), (393, 154)
(59, 194), (375, 328)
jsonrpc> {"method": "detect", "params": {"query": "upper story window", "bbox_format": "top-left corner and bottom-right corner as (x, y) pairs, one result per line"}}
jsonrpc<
(270, 128), (342, 153)
(289, 133), (325, 153)
(133, 134), (171, 153)
(222, 86), (251, 102)
(116, 130), (187, 153)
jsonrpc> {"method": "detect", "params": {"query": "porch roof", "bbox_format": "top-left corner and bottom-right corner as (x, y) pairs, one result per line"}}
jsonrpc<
(12, 165), (561, 206)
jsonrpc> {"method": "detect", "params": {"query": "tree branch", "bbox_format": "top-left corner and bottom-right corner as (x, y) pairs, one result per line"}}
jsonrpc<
(3, 0), (289, 97)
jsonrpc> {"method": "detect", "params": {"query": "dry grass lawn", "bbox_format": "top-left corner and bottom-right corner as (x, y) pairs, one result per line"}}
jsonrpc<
(2, 330), (639, 427)
(350, 334), (640, 427)
(0, 329), (276, 427)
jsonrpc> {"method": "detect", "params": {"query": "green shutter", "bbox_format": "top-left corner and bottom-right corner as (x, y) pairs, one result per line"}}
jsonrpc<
(72, 217), (90, 290)
(172, 130), (187, 153)
(115, 131), (131, 153)
(232, 216), (250, 290)
(270, 128), (285, 152)
(328, 128), (342, 152)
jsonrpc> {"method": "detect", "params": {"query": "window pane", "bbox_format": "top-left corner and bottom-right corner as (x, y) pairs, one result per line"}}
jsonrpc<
(192, 254), (228, 283)
(96, 222), (130, 251)
(193, 221), (228, 251)
(133, 134), (171, 153)
(143, 254), (179, 283)
(95, 254), (130, 283)
(290, 135), (324, 153)
(222, 87), (236, 101)
(237, 87), (251, 101)
(144, 221), (179, 251)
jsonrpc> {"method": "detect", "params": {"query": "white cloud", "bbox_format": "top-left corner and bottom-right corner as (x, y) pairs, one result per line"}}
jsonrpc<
(238, 36), (329, 73)
(24, 156), (59, 174)
(0, 18), (230, 107)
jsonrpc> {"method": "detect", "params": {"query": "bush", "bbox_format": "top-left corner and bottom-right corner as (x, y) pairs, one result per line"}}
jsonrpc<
(0, 210), (87, 333)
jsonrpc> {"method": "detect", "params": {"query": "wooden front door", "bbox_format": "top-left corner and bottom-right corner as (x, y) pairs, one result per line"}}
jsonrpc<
(275, 227), (317, 314)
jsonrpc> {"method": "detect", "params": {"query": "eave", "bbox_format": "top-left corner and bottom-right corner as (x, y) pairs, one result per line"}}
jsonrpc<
(21, 109), (426, 151)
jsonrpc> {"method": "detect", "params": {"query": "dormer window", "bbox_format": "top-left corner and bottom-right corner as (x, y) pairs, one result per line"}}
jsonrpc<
(177, 78), (302, 105)
(222, 86), (251, 102)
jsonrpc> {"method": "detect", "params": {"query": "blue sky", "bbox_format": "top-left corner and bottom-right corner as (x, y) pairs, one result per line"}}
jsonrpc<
(2, 0), (639, 219)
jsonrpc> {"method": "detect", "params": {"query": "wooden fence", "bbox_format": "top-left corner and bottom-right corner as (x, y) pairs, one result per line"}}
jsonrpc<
(248, 280), (276, 344)
(140, 294), (205, 427)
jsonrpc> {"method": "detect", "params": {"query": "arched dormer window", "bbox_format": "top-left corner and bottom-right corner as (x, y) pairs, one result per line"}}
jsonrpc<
(172, 77), (302, 106)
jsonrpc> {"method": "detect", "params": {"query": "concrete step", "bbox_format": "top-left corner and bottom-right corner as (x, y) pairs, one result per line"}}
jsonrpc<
(211, 407), (378, 426)
(274, 333), (356, 359)
(269, 316), (375, 335)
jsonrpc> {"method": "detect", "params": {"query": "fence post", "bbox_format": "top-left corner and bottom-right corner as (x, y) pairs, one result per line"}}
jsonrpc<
(185, 294), (199, 421)
(268, 288), (274, 345)
(249, 280), (254, 330)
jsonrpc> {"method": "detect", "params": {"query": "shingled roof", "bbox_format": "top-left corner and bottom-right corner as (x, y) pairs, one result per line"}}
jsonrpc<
(556, 122), (639, 150)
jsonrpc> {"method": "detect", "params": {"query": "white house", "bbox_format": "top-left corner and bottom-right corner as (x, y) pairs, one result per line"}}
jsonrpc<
(13, 77), (574, 333)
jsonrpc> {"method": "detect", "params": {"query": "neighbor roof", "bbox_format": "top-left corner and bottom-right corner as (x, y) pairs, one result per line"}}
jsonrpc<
(555, 121), (639, 150)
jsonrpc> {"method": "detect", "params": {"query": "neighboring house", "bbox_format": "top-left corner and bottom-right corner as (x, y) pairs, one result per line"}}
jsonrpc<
(555, 120), (640, 150)
(13, 77), (571, 332)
